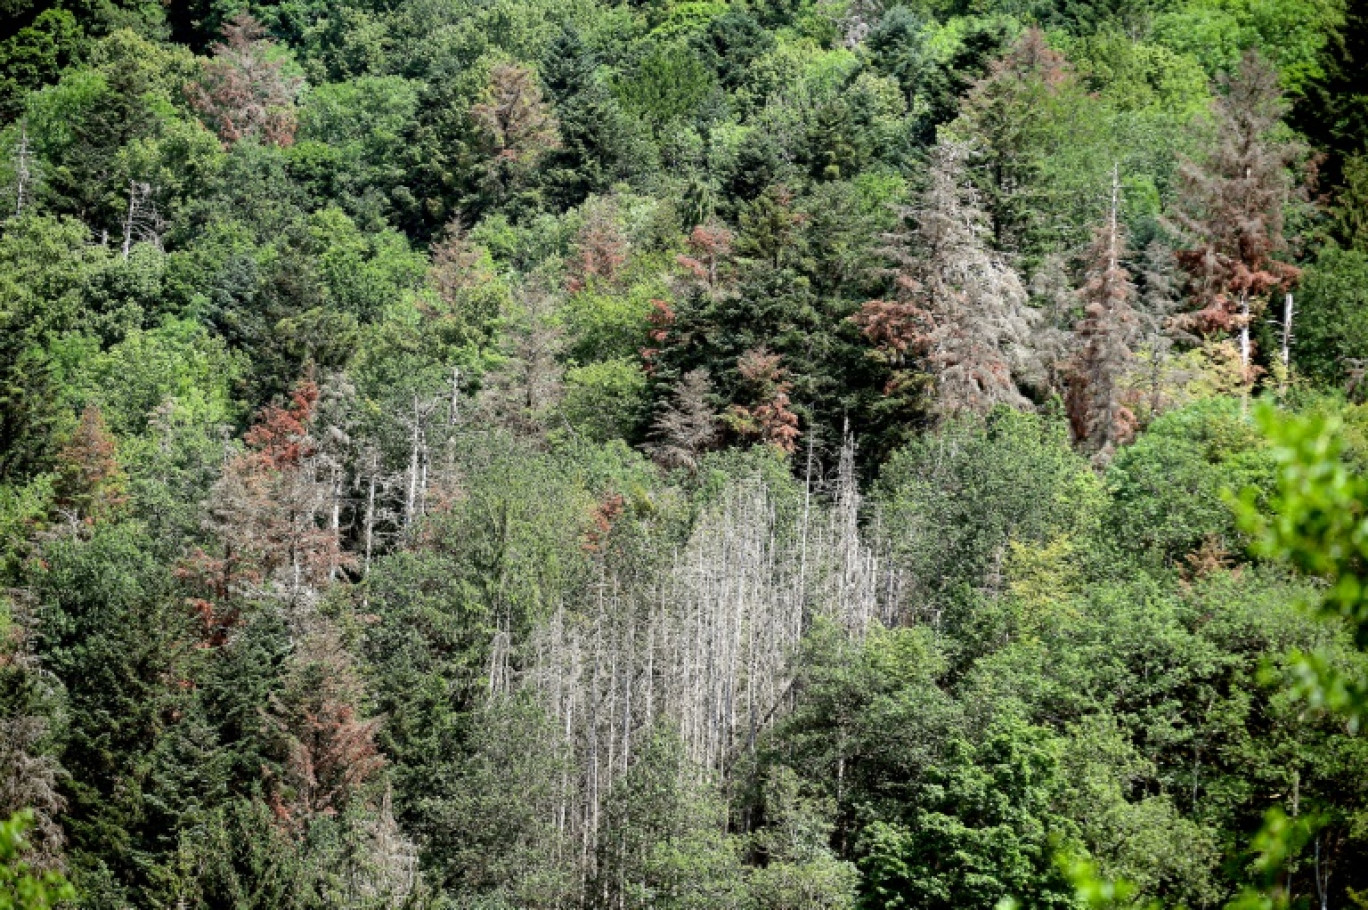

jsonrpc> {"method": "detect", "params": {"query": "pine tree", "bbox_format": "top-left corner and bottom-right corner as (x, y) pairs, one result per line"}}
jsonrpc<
(1066, 168), (1139, 459)
(566, 196), (627, 294)
(1170, 49), (1301, 382)
(264, 626), (383, 828)
(856, 140), (1039, 417)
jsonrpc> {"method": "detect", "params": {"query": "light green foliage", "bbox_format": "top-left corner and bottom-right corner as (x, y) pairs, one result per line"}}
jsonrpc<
(0, 812), (74, 910)
(307, 207), (427, 323)
(1152, 0), (1344, 92)
(562, 358), (649, 443)
(58, 318), (242, 435)
(874, 408), (1102, 627)
(1235, 404), (1368, 726)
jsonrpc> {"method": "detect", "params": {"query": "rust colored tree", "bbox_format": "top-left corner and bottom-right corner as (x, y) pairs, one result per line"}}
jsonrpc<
(1170, 49), (1302, 382)
(52, 405), (126, 530)
(265, 629), (384, 828)
(1066, 168), (1140, 459)
(566, 197), (627, 293)
(180, 380), (352, 644)
(725, 348), (801, 454)
(676, 221), (735, 296)
(186, 12), (303, 148)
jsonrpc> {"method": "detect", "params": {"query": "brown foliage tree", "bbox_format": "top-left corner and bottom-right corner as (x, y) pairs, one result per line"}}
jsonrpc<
(52, 405), (126, 530)
(180, 380), (352, 643)
(856, 140), (1039, 417)
(1170, 49), (1302, 380)
(1066, 170), (1140, 459)
(429, 219), (494, 306)
(676, 222), (735, 295)
(567, 197), (628, 293)
(640, 298), (675, 376)
(186, 13), (303, 148)
(266, 628), (384, 828)
(725, 349), (801, 454)
(471, 62), (559, 181)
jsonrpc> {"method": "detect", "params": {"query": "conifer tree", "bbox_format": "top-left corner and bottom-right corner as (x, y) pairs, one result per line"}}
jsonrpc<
(182, 379), (351, 642)
(1170, 49), (1301, 382)
(1066, 168), (1139, 459)
(646, 368), (718, 472)
(857, 140), (1039, 417)
(471, 62), (560, 206)
(725, 348), (801, 454)
(187, 12), (303, 148)
(949, 28), (1072, 262)
(52, 405), (126, 530)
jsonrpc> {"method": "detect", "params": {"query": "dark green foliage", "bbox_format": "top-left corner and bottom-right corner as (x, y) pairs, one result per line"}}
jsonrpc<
(1291, 245), (1368, 388)
(30, 523), (192, 897)
(860, 717), (1077, 910)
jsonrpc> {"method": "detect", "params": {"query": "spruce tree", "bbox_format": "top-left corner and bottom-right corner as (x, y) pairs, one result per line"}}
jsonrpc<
(1170, 49), (1301, 382)
(857, 140), (1039, 418)
(1066, 168), (1139, 459)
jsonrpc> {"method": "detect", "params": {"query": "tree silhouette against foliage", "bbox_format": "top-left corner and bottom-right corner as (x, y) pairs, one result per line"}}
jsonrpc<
(725, 348), (801, 453)
(647, 368), (718, 471)
(1066, 168), (1139, 459)
(52, 405), (126, 530)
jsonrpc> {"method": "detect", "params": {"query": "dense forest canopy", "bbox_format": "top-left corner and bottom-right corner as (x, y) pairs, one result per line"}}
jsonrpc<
(1, 0), (1367, 907)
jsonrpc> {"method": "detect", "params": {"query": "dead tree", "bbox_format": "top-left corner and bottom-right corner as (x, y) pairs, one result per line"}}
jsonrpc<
(120, 180), (164, 258)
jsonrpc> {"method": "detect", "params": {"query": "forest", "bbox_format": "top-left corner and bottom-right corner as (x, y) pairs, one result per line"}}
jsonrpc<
(1, 0), (1367, 906)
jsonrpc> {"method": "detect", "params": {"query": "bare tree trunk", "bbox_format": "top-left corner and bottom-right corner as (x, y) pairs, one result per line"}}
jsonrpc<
(1239, 290), (1252, 380)
(405, 397), (420, 530)
(122, 180), (137, 260)
(363, 454), (378, 574)
(1281, 291), (1294, 382)
(13, 125), (31, 218)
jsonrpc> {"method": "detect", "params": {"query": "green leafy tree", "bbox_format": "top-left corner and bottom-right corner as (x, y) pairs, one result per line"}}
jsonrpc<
(0, 811), (74, 910)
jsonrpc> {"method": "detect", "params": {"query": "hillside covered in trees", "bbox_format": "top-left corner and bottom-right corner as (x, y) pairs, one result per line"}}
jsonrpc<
(2, 0), (1368, 906)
